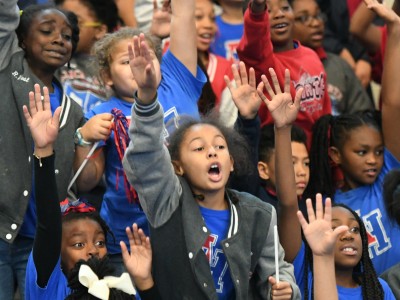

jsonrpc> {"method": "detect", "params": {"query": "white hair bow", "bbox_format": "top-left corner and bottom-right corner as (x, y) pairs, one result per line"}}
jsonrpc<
(78, 264), (136, 300)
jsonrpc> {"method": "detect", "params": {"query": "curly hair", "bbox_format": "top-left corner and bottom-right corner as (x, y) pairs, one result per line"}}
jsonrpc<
(16, 4), (80, 57)
(66, 256), (135, 300)
(167, 114), (253, 179)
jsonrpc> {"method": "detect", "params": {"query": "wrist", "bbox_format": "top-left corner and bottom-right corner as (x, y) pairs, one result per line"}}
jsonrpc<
(33, 146), (54, 158)
(74, 127), (93, 147)
(133, 275), (154, 292)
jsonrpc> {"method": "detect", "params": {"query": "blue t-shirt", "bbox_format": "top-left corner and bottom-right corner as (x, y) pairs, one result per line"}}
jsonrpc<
(158, 49), (206, 138)
(25, 253), (69, 300)
(210, 15), (243, 62)
(85, 50), (206, 254)
(293, 242), (396, 299)
(86, 97), (148, 254)
(334, 149), (400, 275)
(19, 83), (62, 239)
(200, 206), (235, 299)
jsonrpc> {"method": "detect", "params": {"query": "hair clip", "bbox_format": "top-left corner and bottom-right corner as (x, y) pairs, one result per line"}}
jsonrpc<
(60, 198), (96, 216)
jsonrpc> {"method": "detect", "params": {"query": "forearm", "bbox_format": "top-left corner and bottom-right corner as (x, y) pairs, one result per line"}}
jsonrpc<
(73, 146), (104, 192)
(33, 153), (62, 288)
(169, 0), (197, 75)
(0, 1), (19, 71)
(275, 126), (302, 262)
(350, 3), (381, 54)
(313, 255), (338, 300)
(122, 101), (181, 227)
(115, 0), (137, 27)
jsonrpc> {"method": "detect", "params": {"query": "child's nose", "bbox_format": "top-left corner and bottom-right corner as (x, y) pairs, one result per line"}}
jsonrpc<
(87, 244), (100, 258)
(207, 147), (217, 158)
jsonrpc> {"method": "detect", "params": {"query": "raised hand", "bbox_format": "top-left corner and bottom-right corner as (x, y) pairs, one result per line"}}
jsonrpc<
(297, 195), (348, 257)
(257, 68), (302, 129)
(364, 0), (400, 23)
(22, 84), (61, 151)
(120, 224), (154, 291)
(80, 113), (113, 143)
(128, 34), (158, 104)
(224, 61), (262, 120)
(150, 0), (171, 39)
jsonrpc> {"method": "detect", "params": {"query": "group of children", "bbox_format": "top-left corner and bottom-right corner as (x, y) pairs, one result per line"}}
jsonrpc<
(1, 0), (400, 299)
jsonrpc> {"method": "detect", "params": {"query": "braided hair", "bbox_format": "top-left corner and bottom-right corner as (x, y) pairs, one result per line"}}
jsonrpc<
(302, 203), (384, 299)
(66, 256), (135, 300)
(304, 111), (381, 201)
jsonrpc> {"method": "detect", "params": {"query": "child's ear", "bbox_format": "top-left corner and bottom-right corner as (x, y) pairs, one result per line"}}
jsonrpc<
(230, 156), (234, 172)
(328, 146), (341, 164)
(94, 24), (107, 41)
(100, 69), (113, 87)
(257, 161), (270, 180)
(172, 160), (184, 176)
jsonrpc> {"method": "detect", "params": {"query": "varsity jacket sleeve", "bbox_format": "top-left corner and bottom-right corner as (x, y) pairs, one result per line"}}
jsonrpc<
(32, 154), (62, 288)
(237, 3), (275, 84)
(255, 207), (301, 300)
(0, 0), (20, 72)
(122, 99), (182, 228)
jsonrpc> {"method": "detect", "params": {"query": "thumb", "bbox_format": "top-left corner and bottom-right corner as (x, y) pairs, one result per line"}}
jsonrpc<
(268, 276), (277, 286)
(293, 87), (303, 110)
(333, 225), (349, 239)
(52, 106), (62, 127)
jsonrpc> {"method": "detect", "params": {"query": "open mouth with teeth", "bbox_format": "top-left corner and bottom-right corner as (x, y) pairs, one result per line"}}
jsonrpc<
(208, 163), (221, 182)
(341, 247), (358, 255)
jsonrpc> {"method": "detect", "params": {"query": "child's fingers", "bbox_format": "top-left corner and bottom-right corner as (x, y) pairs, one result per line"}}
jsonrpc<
(249, 67), (256, 88)
(132, 35), (141, 57)
(34, 84), (43, 112)
(260, 74), (275, 99)
(132, 223), (142, 246)
(128, 43), (135, 62)
(22, 105), (32, 125)
(268, 68), (281, 94)
(323, 197), (332, 222)
(231, 64), (242, 88)
(268, 276), (277, 286)
(293, 87), (303, 110)
(120, 241), (130, 263)
(153, 0), (158, 10)
(305, 198), (316, 222)
(28, 91), (37, 115)
(42, 86), (51, 112)
(284, 69), (290, 94)
(238, 61), (248, 85)
(52, 106), (62, 127)
(257, 82), (269, 102)
(296, 210), (308, 231)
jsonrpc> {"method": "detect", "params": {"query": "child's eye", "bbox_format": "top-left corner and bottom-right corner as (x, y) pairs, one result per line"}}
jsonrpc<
(350, 227), (360, 234)
(40, 30), (52, 35)
(63, 34), (72, 41)
(356, 150), (366, 156)
(96, 240), (106, 247)
(194, 147), (204, 151)
(304, 161), (310, 167)
(122, 60), (130, 65)
(375, 149), (383, 156)
(73, 242), (84, 248)
(281, 5), (291, 12)
(215, 145), (225, 150)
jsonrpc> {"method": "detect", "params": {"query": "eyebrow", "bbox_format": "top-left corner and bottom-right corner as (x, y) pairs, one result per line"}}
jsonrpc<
(189, 134), (225, 144)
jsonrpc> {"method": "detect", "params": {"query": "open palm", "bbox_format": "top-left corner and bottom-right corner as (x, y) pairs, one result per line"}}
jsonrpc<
(297, 196), (349, 256)
(225, 61), (261, 119)
(258, 68), (302, 129)
(22, 84), (61, 149)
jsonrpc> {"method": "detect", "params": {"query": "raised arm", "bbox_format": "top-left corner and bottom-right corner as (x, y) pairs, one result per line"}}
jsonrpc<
(350, 0), (382, 54)
(257, 68), (303, 262)
(22, 84), (63, 287)
(297, 196), (347, 300)
(122, 33), (181, 227)
(169, 0), (197, 75)
(369, 0), (400, 160)
(115, 0), (137, 28)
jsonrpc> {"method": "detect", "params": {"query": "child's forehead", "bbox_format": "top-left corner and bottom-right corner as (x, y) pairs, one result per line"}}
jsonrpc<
(331, 207), (358, 223)
(184, 124), (225, 141)
(62, 217), (104, 234)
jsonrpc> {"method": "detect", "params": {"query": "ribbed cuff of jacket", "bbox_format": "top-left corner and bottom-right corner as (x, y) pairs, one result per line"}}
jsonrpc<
(133, 91), (160, 117)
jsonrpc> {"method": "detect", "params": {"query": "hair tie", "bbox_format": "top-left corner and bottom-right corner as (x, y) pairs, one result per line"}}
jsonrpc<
(78, 264), (136, 300)
(60, 199), (96, 216)
(20, 10), (23, 16)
